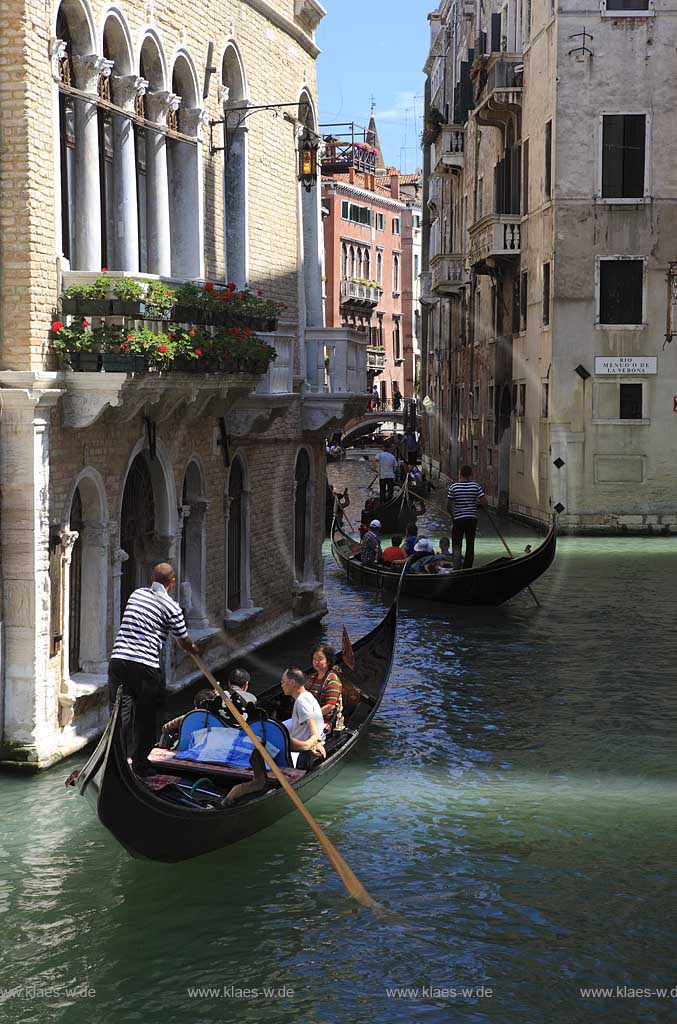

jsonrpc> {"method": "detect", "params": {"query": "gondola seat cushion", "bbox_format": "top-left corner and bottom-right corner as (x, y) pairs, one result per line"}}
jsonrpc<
(173, 715), (292, 769)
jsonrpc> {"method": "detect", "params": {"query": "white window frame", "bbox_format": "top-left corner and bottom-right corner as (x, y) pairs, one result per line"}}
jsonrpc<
(600, 0), (654, 17)
(596, 112), (652, 203)
(392, 216), (401, 235)
(592, 378), (650, 425)
(392, 251), (401, 294)
(594, 255), (647, 330)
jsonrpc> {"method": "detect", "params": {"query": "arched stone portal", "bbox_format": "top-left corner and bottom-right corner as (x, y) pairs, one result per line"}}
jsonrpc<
(65, 468), (109, 675)
(180, 460), (208, 629)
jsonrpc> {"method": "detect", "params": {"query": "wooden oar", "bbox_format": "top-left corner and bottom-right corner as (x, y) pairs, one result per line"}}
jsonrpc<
(188, 652), (381, 911)
(486, 511), (541, 607)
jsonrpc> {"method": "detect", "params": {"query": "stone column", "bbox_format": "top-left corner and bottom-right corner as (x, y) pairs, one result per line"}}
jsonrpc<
(71, 55), (114, 271)
(111, 545), (129, 631)
(145, 92), (180, 277)
(110, 75), (148, 273)
(299, 125), (324, 328)
(0, 386), (63, 767)
(58, 530), (79, 726)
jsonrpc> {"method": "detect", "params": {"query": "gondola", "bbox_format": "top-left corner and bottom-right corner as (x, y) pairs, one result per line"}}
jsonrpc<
(332, 517), (556, 606)
(75, 598), (398, 862)
(360, 481), (424, 533)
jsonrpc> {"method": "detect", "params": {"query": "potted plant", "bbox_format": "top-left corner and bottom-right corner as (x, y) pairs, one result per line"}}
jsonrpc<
(111, 277), (146, 317)
(61, 275), (112, 316)
(51, 319), (102, 370)
(144, 281), (174, 321)
(171, 282), (206, 323)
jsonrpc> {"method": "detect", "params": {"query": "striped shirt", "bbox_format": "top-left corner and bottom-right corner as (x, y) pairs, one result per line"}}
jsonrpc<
(112, 582), (188, 668)
(447, 480), (485, 520)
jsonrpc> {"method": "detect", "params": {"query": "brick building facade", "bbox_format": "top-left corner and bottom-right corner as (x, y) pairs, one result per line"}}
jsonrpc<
(0, 0), (367, 769)
(321, 118), (422, 404)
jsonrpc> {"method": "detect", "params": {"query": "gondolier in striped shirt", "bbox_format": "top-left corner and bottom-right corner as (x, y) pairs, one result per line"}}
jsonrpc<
(447, 465), (488, 570)
(109, 563), (200, 775)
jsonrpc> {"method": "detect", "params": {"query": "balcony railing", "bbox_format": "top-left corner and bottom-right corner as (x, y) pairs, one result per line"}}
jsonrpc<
(474, 54), (523, 129)
(340, 278), (382, 307)
(305, 327), (368, 395)
(255, 333), (293, 395)
(367, 346), (386, 373)
(469, 214), (521, 266)
(432, 125), (465, 176)
(431, 253), (466, 295)
(321, 123), (380, 174)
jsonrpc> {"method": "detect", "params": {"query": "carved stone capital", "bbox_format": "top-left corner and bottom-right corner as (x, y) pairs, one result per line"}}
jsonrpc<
(180, 106), (209, 136)
(111, 74), (149, 112)
(112, 546), (129, 569)
(60, 529), (79, 563)
(145, 90), (181, 125)
(71, 54), (115, 94)
(50, 38), (68, 83)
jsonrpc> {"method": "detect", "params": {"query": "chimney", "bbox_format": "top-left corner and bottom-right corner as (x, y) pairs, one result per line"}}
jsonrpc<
(390, 169), (400, 200)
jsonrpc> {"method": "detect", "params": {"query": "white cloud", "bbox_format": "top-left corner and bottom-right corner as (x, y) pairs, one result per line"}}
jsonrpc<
(375, 91), (421, 123)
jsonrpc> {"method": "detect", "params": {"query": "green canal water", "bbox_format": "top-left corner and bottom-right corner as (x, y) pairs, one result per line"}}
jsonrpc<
(1, 457), (676, 1024)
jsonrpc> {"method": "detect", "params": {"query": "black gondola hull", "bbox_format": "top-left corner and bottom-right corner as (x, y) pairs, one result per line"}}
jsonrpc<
(332, 520), (556, 606)
(77, 601), (397, 861)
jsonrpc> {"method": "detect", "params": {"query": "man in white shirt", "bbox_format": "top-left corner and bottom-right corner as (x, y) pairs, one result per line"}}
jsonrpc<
(373, 443), (398, 502)
(281, 668), (326, 767)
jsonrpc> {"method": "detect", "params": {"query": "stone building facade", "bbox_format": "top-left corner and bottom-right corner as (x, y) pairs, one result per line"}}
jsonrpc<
(421, 0), (677, 533)
(0, 0), (368, 769)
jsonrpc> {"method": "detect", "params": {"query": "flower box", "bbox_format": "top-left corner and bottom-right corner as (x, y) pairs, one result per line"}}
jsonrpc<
(101, 353), (146, 372)
(143, 304), (173, 321)
(62, 299), (113, 316)
(171, 305), (199, 324)
(110, 300), (146, 317)
(64, 351), (102, 371)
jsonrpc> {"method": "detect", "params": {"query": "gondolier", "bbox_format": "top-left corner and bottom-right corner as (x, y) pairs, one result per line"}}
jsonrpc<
(109, 562), (200, 776)
(446, 465), (488, 569)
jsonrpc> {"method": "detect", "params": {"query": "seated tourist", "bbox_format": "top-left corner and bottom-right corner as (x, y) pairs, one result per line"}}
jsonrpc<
(160, 688), (222, 745)
(307, 643), (344, 731)
(226, 667), (257, 706)
(408, 538), (439, 574)
(408, 464), (423, 487)
(360, 519), (383, 564)
(383, 534), (407, 565)
(438, 536), (451, 557)
(281, 668), (326, 767)
(403, 522), (419, 557)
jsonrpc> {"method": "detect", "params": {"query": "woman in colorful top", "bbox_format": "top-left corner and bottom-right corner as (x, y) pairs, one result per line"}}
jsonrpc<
(307, 643), (344, 731)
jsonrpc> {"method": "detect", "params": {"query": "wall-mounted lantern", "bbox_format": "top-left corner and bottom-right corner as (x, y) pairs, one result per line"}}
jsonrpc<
(299, 129), (319, 192)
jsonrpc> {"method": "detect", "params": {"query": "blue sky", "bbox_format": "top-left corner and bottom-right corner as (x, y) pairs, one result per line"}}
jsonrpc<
(316, 1), (429, 174)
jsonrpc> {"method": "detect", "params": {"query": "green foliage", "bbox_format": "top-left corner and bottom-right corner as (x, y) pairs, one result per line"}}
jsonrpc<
(113, 278), (146, 301)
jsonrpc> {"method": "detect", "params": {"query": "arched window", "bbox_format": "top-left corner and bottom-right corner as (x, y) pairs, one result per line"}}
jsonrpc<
(103, 12), (138, 272)
(364, 249), (371, 281)
(222, 45), (248, 287)
(376, 250), (383, 285)
(120, 453), (156, 611)
(294, 449), (311, 580)
(393, 252), (400, 293)
(349, 245), (356, 278)
(341, 242), (348, 279)
(66, 471), (109, 676)
(138, 34), (171, 276)
(226, 457), (246, 612)
(180, 461), (208, 629)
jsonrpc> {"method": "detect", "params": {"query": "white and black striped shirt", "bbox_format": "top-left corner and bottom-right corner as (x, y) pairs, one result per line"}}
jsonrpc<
(447, 480), (485, 520)
(112, 582), (188, 668)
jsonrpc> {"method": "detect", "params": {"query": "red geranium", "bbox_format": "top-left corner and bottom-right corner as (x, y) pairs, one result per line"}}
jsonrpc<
(121, 342), (130, 352)
(157, 344), (168, 354)
(228, 282), (236, 290)
(101, 267), (108, 273)
(257, 290), (264, 297)
(238, 292), (246, 301)
(204, 281), (214, 292)
(224, 292), (232, 300)
(51, 321), (64, 332)
(244, 327), (252, 336)
(261, 343), (267, 350)
(194, 348), (202, 357)
(189, 329), (196, 336)
(126, 334), (134, 340)
(230, 327), (240, 336)
(81, 319), (90, 327)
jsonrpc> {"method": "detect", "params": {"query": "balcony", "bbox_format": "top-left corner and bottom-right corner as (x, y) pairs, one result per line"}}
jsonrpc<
(432, 126), (465, 176)
(431, 253), (467, 296)
(340, 278), (382, 307)
(474, 54), (523, 130)
(469, 214), (521, 268)
(321, 123), (380, 175)
(303, 327), (369, 431)
(367, 346), (386, 374)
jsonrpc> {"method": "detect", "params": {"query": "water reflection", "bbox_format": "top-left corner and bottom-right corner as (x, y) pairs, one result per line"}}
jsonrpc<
(1, 454), (676, 1022)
